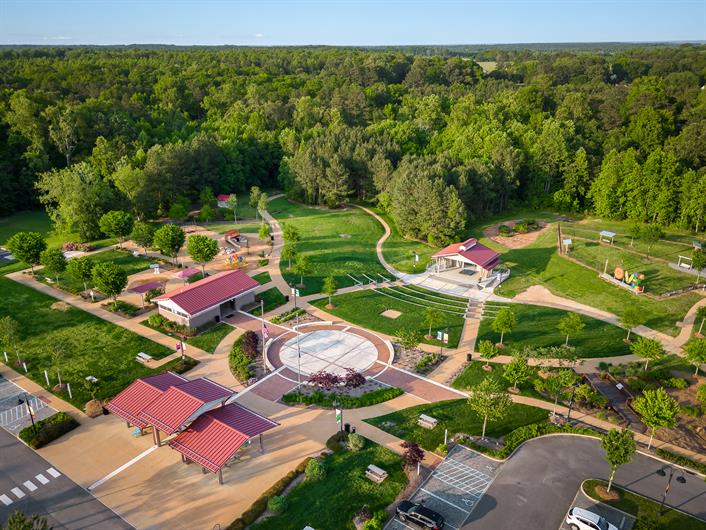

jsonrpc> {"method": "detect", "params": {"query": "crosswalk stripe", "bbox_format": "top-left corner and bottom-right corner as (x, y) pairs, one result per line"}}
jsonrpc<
(35, 474), (49, 485)
(10, 487), (25, 499)
(0, 494), (13, 506)
(47, 467), (61, 478)
(23, 480), (37, 492)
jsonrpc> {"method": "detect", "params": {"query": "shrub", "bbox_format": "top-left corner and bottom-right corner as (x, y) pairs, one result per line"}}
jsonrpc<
(267, 495), (288, 514)
(514, 222), (529, 233)
(498, 224), (512, 235)
(348, 432), (365, 452)
(258, 258), (269, 267)
(654, 448), (706, 476)
(305, 458), (326, 481)
(242, 330), (259, 359)
(415, 352), (441, 373)
(148, 313), (168, 328)
(326, 431), (347, 452)
(145, 287), (164, 304)
(679, 405), (702, 418)
(607, 365), (623, 376)
(309, 370), (341, 390)
(435, 443), (449, 456)
(229, 335), (254, 382)
(698, 384), (706, 406)
(664, 377), (688, 389)
(170, 356), (198, 374)
(271, 307), (306, 324)
(19, 412), (79, 449)
(344, 368), (366, 389)
(62, 242), (93, 252)
(281, 387), (403, 408)
(598, 362), (610, 371)
(362, 511), (388, 530)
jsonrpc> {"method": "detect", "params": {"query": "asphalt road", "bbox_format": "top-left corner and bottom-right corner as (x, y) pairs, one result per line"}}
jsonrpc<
(462, 435), (706, 530)
(0, 428), (132, 529)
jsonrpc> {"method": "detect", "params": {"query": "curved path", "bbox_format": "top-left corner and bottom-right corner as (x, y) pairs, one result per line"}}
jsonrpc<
(348, 204), (400, 278)
(462, 435), (706, 530)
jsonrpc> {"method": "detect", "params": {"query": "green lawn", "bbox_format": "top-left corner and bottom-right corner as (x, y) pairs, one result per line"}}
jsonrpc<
(0, 276), (176, 408)
(39, 249), (153, 294)
(245, 287), (287, 316)
(0, 210), (116, 249)
(310, 288), (465, 347)
(374, 208), (438, 274)
(568, 239), (694, 295)
(479, 303), (632, 358)
(583, 480), (706, 530)
(270, 198), (386, 295)
(252, 438), (407, 530)
(365, 399), (548, 450)
(186, 322), (233, 354)
(201, 221), (261, 234)
(452, 361), (543, 400)
(495, 226), (701, 336)
(380, 286), (467, 314)
(251, 271), (272, 285)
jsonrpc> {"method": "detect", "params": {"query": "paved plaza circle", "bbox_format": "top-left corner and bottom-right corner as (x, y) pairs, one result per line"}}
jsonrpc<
(278, 329), (379, 376)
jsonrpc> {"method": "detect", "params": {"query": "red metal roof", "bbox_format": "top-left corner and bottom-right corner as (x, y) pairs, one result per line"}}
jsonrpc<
(217, 194), (231, 202)
(129, 281), (163, 295)
(432, 238), (501, 270)
(169, 403), (279, 472)
(105, 372), (188, 429)
(138, 378), (234, 434)
(153, 269), (259, 315)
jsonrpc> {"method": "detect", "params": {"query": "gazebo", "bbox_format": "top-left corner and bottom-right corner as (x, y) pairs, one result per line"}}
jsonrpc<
(176, 268), (201, 283)
(169, 402), (279, 484)
(599, 230), (616, 244)
(431, 238), (501, 280)
(129, 281), (164, 308)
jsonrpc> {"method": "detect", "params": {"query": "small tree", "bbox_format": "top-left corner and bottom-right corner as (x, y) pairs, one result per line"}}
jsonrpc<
(257, 192), (268, 217)
(344, 368), (366, 389)
(130, 221), (155, 252)
(226, 193), (238, 222)
(282, 223), (301, 243)
(322, 275), (337, 307)
(199, 186), (216, 208)
(477, 339), (498, 367)
(557, 312), (585, 346)
(281, 242), (297, 269)
(691, 249), (706, 284)
(423, 307), (444, 339)
(292, 254), (311, 287)
(4, 511), (51, 530)
(684, 338), (706, 376)
(620, 307), (644, 341)
(0, 316), (20, 364)
(504, 353), (532, 392)
(400, 441), (425, 469)
(153, 224), (186, 265)
(308, 370), (341, 390)
(467, 377), (512, 439)
(99, 210), (134, 247)
(199, 204), (215, 222)
(186, 235), (218, 277)
(696, 306), (706, 337)
(92, 262), (128, 309)
(249, 186), (262, 219)
(396, 327), (422, 353)
(6, 232), (46, 273)
(66, 255), (94, 292)
(258, 222), (272, 241)
(629, 336), (665, 371)
(697, 384), (706, 407)
(242, 330), (259, 359)
(39, 248), (67, 283)
(545, 369), (579, 414)
(168, 202), (188, 221)
(492, 307), (516, 346)
(601, 428), (636, 492)
(632, 387), (679, 449)
(640, 224), (664, 258)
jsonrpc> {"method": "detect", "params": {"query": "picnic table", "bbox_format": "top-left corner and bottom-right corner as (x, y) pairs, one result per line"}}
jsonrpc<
(365, 464), (388, 484)
(418, 414), (438, 429)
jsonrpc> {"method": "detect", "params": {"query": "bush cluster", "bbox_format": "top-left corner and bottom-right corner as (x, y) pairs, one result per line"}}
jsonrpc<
(348, 432), (365, 452)
(663, 377), (688, 389)
(226, 457), (313, 530)
(62, 242), (93, 252)
(271, 307), (306, 324)
(281, 386), (403, 409)
(146, 313), (192, 336)
(362, 511), (388, 530)
(305, 458), (326, 481)
(170, 356), (199, 374)
(19, 412), (79, 449)
(415, 352), (441, 373)
(229, 335), (255, 382)
(267, 495), (288, 514)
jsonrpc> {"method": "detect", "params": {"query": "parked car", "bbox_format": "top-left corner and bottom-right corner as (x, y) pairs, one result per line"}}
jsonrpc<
(566, 507), (617, 530)
(396, 500), (445, 529)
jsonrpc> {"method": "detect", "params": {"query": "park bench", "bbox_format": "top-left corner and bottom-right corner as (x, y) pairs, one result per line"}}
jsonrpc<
(365, 464), (388, 484)
(136, 352), (153, 363)
(417, 414), (438, 429)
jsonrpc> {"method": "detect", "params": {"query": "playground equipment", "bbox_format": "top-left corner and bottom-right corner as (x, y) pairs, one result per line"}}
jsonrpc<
(613, 267), (645, 293)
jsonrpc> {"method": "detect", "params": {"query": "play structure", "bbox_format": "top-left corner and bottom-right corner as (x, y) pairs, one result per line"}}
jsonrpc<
(611, 267), (645, 293)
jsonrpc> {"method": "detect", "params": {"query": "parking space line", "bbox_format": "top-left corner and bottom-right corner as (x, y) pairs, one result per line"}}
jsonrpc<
(10, 487), (24, 499)
(22, 480), (37, 492)
(46, 467), (61, 478)
(420, 487), (470, 514)
(0, 494), (12, 506)
(35, 474), (49, 485)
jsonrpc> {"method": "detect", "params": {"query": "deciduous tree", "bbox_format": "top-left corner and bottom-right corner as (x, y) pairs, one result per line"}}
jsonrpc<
(557, 312), (585, 346)
(629, 336), (665, 371)
(424, 307), (444, 339)
(620, 307), (643, 341)
(39, 248), (67, 283)
(477, 340), (498, 368)
(503, 353), (532, 392)
(153, 224), (185, 265)
(6, 232), (46, 273)
(492, 307), (516, 346)
(130, 222), (155, 252)
(92, 262), (128, 309)
(632, 387), (679, 449)
(292, 254), (311, 287)
(684, 338), (706, 376)
(99, 210), (134, 247)
(601, 428), (636, 492)
(467, 377), (512, 439)
(322, 275), (337, 307)
(186, 235), (218, 277)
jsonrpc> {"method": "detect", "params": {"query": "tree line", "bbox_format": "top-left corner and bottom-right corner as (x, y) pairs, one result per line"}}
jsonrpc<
(0, 45), (704, 245)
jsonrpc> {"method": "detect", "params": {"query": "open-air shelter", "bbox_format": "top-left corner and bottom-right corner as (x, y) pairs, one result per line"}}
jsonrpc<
(169, 402), (279, 484)
(600, 230), (616, 244)
(129, 281), (164, 308)
(431, 238), (501, 280)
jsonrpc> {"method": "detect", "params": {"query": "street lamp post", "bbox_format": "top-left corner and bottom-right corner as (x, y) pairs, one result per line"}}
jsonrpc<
(566, 383), (579, 423)
(20, 393), (36, 434)
(656, 465), (686, 516)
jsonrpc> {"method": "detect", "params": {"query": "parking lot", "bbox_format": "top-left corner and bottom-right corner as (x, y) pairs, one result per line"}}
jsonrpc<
(560, 489), (635, 530)
(386, 444), (500, 530)
(0, 375), (55, 435)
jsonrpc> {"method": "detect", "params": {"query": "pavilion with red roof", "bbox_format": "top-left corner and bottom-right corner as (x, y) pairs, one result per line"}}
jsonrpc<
(169, 402), (279, 484)
(431, 238), (501, 280)
(153, 269), (259, 330)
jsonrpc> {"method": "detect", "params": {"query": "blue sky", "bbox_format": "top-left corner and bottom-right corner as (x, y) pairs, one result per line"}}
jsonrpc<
(1, 0), (704, 46)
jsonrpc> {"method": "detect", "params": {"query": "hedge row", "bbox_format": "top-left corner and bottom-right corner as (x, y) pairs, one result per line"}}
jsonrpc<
(655, 448), (706, 478)
(226, 456), (313, 530)
(281, 387), (403, 409)
(462, 420), (600, 459)
(19, 412), (79, 449)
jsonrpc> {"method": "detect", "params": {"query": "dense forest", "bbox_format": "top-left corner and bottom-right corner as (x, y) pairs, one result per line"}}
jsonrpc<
(0, 45), (704, 244)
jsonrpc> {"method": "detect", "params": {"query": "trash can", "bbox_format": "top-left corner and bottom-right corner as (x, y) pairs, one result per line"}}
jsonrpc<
(466, 353), (472, 362)
(351, 426), (356, 434)
(285, 295), (290, 302)
(344, 423), (351, 433)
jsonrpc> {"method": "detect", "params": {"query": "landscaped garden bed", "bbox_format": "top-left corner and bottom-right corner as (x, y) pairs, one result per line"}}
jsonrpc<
(102, 300), (143, 318)
(282, 379), (403, 408)
(19, 411), (79, 449)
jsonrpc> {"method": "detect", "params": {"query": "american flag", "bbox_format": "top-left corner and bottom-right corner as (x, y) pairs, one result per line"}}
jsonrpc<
(262, 323), (269, 339)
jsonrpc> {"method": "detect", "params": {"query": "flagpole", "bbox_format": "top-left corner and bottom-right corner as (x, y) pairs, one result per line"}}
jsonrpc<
(261, 299), (267, 374)
(296, 310), (301, 386)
